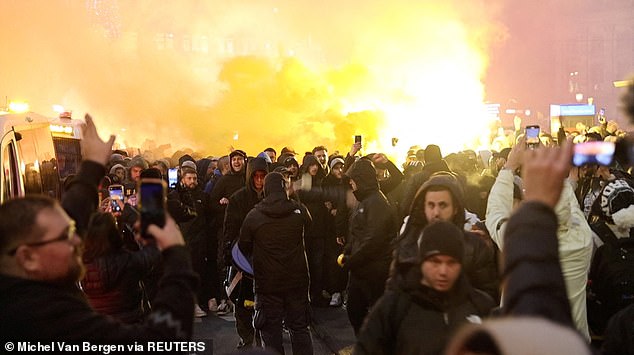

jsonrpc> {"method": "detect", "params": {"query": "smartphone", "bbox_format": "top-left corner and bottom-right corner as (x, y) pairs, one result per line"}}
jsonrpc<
(525, 125), (540, 148)
(108, 184), (124, 213)
(168, 168), (178, 190)
(354, 135), (362, 144)
(138, 178), (167, 239)
(573, 141), (615, 166)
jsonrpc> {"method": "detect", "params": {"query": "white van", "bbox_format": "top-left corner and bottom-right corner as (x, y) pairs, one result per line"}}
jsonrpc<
(0, 111), (82, 203)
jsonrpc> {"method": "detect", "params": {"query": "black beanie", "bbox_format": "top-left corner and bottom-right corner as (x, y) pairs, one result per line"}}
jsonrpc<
(419, 221), (464, 263)
(230, 149), (247, 160)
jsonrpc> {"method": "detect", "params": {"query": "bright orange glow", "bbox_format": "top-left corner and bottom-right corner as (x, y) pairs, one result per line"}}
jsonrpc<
(0, 1), (506, 161)
(8, 102), (29, 113)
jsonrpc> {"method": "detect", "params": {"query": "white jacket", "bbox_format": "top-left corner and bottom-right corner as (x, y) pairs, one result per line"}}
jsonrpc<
(486, 169), (593, 341)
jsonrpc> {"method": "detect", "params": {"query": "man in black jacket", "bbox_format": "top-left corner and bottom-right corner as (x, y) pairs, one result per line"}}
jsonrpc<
(391, 173), (500, 301)
(167, 166), (211, 317)
(354, 221), (494, 355)
(223, 156), (268, 349)
(0, 114), (198, 342)
(239, 172), (313, 355)
(338, 158), (398, 335)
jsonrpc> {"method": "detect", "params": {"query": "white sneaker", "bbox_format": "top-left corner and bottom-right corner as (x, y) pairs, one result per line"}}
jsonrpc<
(208, 298), (219, 313)
(194, 304), (207, 318)
(330, 292), (342, 307)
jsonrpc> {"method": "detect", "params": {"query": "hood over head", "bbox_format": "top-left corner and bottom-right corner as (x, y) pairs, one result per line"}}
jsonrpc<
(257, 151), (273, 164)
(129, 156), (149, 170)
(109, 164), (125, 175)
(178, 154), (195, 167)
(409, 172), (465, 228)
(346, 158), (379, 200)
(229, 149), (247, 174)
(424, 144), (442, 164)
(246, 157), (269, 192)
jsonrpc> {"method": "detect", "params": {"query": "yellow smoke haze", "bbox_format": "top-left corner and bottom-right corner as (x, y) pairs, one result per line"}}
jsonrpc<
(0, 0), (506, 161)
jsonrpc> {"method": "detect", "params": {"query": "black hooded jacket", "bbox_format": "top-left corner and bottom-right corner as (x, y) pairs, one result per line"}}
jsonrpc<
(222, 157), (269, 263)
(355, 270), (494, 355)
(391, 174), (500, 300)
(209, 152), (246, 217)
(343, 159), (398, 279)
(239, 172), (311, 294)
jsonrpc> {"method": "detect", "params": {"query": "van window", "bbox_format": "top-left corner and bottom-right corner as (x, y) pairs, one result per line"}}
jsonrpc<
(17, 126), (57, 195)
(2, 141), (20, 201)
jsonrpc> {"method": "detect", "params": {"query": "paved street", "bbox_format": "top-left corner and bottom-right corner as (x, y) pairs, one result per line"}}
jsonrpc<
(193, 305), (355, 354)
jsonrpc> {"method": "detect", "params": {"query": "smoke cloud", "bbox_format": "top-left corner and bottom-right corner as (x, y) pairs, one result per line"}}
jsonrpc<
(0, 0), (507, 160)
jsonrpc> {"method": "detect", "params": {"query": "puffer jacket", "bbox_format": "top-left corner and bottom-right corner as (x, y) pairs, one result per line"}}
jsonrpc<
(238, 172), (311, 294)
(81, 246), (161, 323)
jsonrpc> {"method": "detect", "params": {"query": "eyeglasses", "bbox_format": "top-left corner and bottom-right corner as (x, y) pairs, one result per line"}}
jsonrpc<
(7, 220), (76, 256)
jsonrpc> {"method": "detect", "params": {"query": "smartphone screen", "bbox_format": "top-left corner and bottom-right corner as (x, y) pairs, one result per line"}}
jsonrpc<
(139, 179), (167, 239)
(573, 141), (615, 166)
(168, 168), (178, 189)
(525, 125), (540, 146)
(108, 185), (124, 212)
(354, 135), (362, 144)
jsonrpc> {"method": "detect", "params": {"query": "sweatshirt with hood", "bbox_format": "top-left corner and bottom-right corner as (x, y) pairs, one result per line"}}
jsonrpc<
(222, 157), (269, 259)
(239, 172), (311, 294)
(392, 174), (500, 300)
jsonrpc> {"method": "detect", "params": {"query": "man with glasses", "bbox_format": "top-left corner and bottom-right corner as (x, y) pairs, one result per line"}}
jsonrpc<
(0, 114), (198, 342)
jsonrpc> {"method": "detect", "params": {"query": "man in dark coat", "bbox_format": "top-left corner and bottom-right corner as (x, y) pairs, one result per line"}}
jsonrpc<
(167, 166), (211, 317)
(239, 172), (313, 354)
(391, 173), (500, 301)
(209, 149), (247, 314)
(223, 156), (268, 349)
(354, 221), (494, 355)
(0, 114), (198, 341)
(338, 158), (398, 335)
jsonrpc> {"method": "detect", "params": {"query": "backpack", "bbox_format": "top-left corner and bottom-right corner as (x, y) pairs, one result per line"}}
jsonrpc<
(588, 221), (634, 335)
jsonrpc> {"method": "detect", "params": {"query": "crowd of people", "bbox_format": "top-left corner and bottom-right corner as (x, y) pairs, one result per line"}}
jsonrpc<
(1, 83), (634, 355)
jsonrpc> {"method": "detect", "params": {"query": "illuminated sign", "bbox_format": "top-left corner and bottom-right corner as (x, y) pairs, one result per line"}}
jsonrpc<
(551, 104), (595, 117)
(49, 124), (74, 136)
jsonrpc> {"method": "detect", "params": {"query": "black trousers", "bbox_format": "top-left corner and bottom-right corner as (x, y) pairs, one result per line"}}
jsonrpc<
(306, 237), (325, 304)
(254, 288), (313, 355)
(346, 272), (387, 336)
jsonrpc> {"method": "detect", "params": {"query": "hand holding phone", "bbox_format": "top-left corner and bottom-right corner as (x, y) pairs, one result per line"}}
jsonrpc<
(139, 178), (167, 239)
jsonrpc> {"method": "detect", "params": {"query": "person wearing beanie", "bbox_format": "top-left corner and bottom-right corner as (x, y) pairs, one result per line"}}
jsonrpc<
(392, 172), (500, 301)
(338, 158), (398, 335)
(282, 156), (300, 181)
(354, 221), (494, 355)
(586, 178), (634, 335)
(238, 172), (313, 354)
